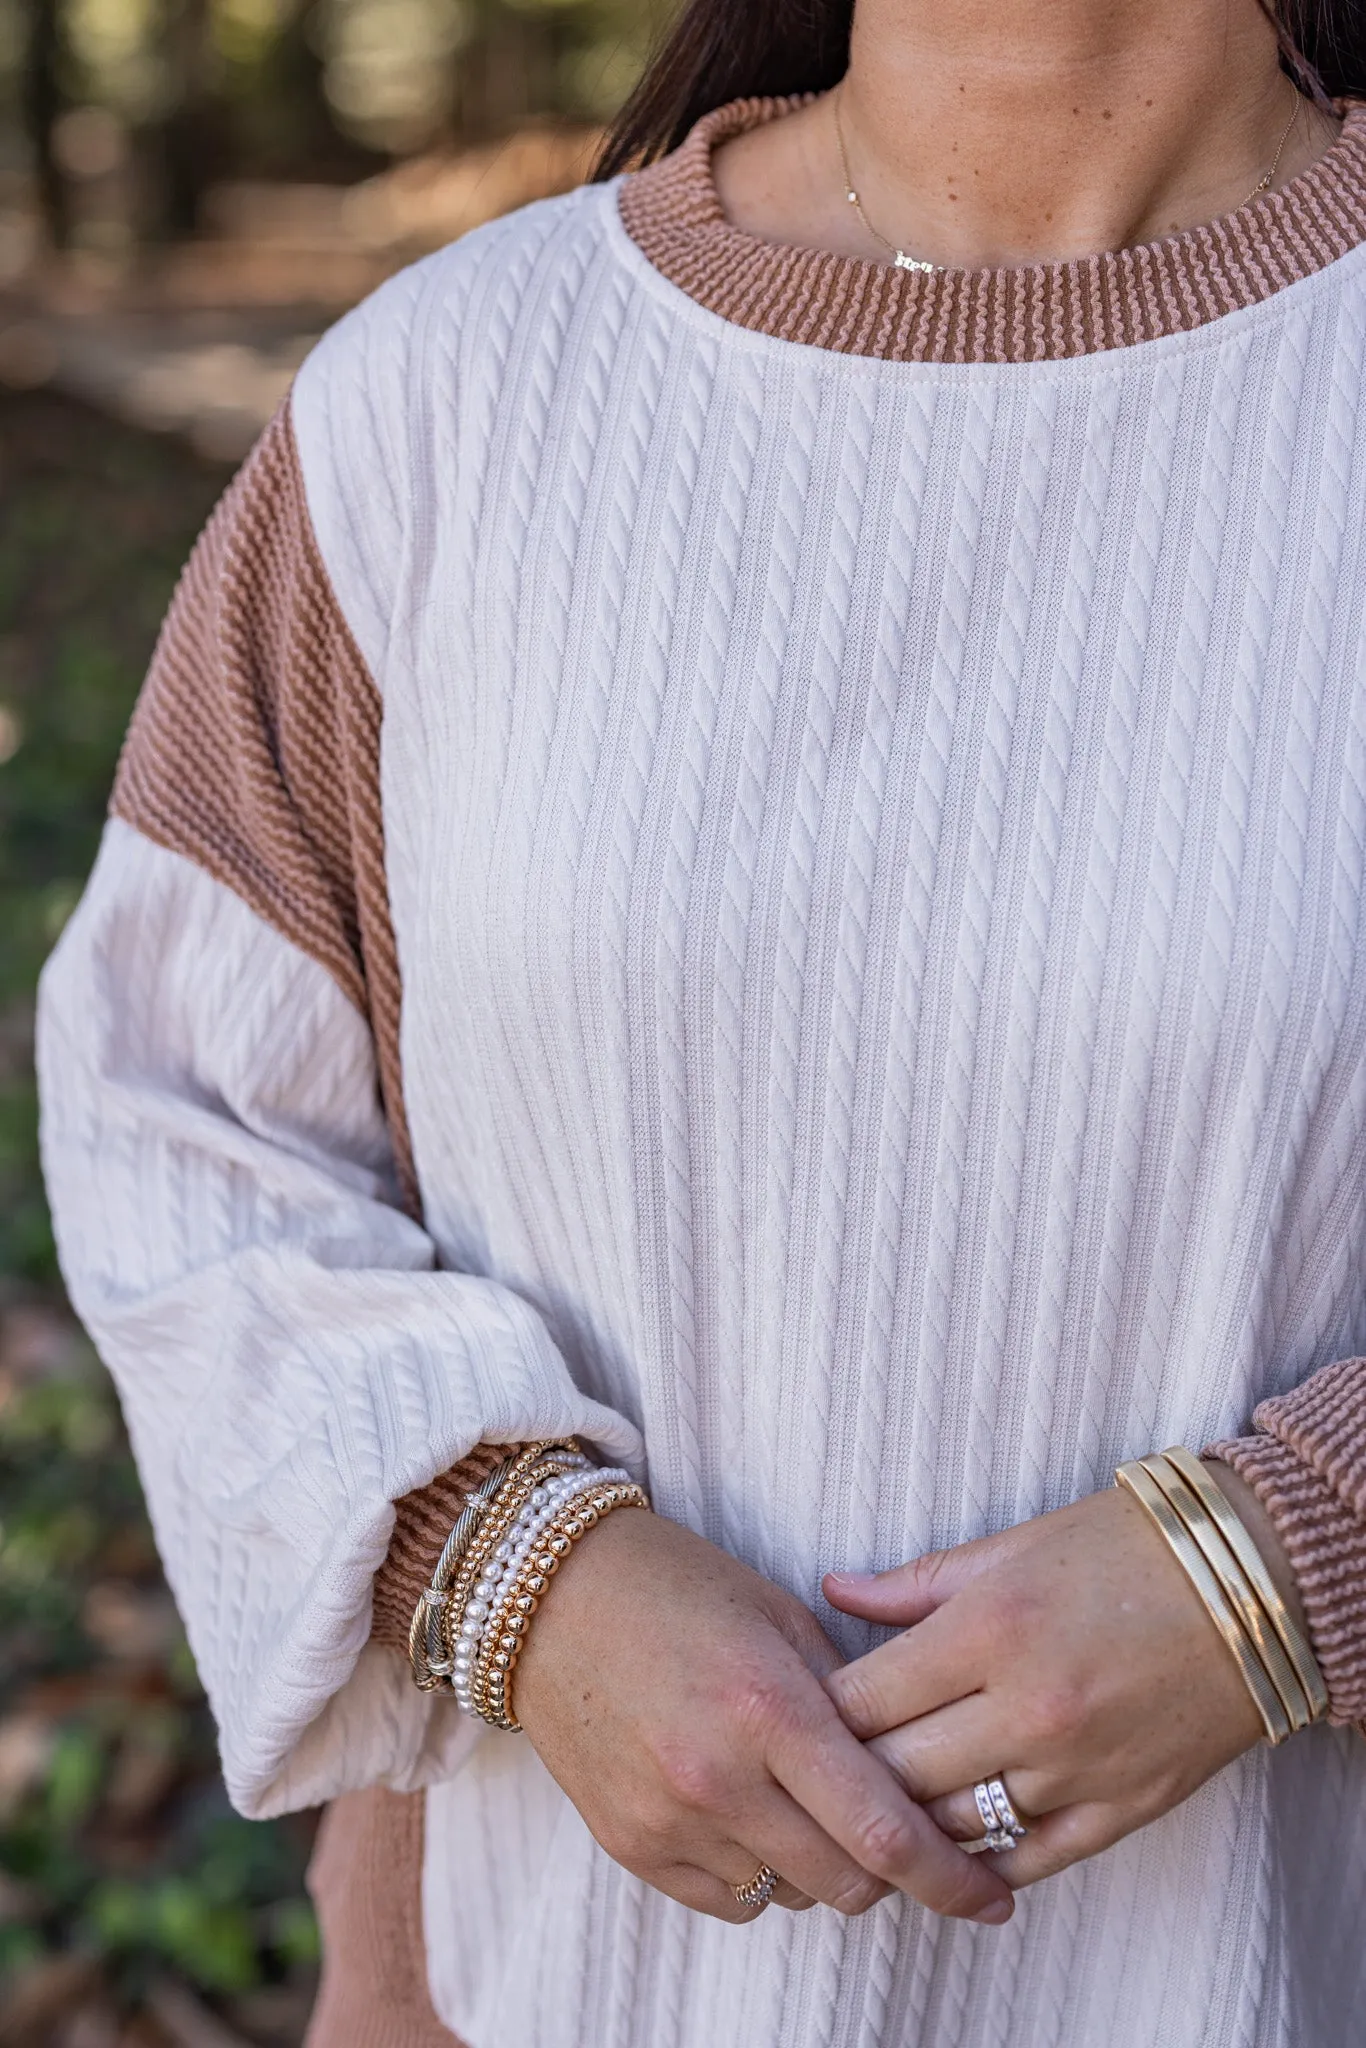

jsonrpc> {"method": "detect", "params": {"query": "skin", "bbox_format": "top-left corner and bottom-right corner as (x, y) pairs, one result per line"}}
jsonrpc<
(516, 0), (1331, 1927)
(822, 1467), (1302, 1886)
(713, 1), (1340, 270)
(515, 1507), (1013, 1924)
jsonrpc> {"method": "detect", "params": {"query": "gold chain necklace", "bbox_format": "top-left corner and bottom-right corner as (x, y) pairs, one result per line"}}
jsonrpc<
(833, 90), (940, 272)
(1244, 94), (1302, 203)
(833, 86), (1302, 275)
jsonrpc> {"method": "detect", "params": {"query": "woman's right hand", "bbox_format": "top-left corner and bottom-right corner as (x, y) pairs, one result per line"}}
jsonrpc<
(512, 1507), (1015, 1925)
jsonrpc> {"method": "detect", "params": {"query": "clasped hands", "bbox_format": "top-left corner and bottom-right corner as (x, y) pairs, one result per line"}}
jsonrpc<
(513, 1469), (1276, 1928)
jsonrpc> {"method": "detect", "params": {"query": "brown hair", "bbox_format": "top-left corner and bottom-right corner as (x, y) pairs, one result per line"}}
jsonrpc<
(594, 0), (1364, 180)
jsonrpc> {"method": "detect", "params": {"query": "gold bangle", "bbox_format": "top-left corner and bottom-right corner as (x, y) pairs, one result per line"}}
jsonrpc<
(1137, 1455), (1314, 1731)
(1115, 1459), (1292, 1744)
(1157, 1447), (1329, 1725)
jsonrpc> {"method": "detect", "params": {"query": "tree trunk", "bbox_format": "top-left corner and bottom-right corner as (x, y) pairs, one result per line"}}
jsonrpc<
(21, 0), (71, 249)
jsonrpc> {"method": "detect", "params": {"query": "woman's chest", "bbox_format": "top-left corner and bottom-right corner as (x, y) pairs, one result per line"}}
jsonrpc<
(385, 326), (1366, 1478)
(396, 331), (1366, 1110)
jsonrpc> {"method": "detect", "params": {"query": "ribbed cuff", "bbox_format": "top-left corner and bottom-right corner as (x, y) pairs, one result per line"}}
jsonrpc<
(1208, 1357), (1366, 1725)
(370, 1444), (519, 1649)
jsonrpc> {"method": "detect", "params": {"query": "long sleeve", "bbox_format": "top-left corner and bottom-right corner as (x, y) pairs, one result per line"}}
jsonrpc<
(36, 399), (641, 1821)
(1208, 1359), (1366, 1726)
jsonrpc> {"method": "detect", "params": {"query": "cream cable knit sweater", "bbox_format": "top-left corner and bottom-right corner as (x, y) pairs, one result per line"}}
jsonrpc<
(39, 98), (1366, 2048)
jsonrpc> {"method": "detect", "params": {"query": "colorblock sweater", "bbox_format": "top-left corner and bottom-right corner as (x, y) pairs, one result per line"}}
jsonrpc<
(37, 96), (1366, 2048)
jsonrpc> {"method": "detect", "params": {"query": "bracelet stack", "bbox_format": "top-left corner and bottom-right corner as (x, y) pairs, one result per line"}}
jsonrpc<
(408, 1439), (650, 1731)
(1115, 1445), (1328, 1744)
(407, 1441), (587, 1692)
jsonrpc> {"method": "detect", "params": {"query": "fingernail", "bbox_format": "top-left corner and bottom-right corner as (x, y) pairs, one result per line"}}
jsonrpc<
(973, 1899), (1013, 1925)
(825, 1569), (876, 1586)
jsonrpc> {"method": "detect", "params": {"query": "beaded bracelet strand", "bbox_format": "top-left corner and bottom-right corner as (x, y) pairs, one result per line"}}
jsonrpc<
(451, 1466), (629, 1716)
(478, 1480), (651, 1731)
(408, 1443), (592, 1697)
(436, 1451), (594, 1668)
(464, 1468), (636, 1719)
(408, 1439), (666, 1731)
(408, 1442), (580, 1691)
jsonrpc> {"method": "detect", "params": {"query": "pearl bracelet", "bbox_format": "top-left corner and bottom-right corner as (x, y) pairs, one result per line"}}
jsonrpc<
(407, 1443), (592, 1697)
(474, 1478), (651, 1730)
(408, 1442), (653, 1728)
(450, 1466), (631, 1716)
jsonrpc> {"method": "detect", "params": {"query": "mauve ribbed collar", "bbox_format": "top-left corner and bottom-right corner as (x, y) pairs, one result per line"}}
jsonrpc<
(619, 94), (1366, 363)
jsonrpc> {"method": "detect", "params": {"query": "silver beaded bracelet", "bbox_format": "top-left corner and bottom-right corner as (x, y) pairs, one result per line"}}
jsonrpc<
(407, 1442), (590, 1692)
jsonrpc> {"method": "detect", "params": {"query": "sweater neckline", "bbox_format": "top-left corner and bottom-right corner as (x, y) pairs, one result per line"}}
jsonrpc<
(617, 95), (1366, 364)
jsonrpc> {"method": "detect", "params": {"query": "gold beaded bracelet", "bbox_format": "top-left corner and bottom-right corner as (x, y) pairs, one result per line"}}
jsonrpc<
(436, 1451), (595, 1683)
(408, 1441), (581, 1692)
(467, 1469), (636, 1725)
(1115, 1447), (1328, 1744)
(473, 1480), (651, 1731)
(462, 1467), (622, 1714)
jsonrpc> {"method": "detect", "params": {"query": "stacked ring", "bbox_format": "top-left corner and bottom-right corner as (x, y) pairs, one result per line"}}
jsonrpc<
(733, 1863), (781, 1913)
(964, 1775), (1029, 1853)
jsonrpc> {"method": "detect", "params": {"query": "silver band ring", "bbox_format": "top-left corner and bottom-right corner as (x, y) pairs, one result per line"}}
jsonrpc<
(985, 1775), (1027, 1838)
(966, 1775), (1028, 1853)
(733, 1863), (781, 1912)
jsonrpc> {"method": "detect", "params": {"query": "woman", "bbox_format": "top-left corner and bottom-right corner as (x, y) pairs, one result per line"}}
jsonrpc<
(37, 0), (1366, 2041)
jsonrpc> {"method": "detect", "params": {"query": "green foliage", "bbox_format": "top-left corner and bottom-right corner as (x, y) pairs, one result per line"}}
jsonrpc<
(0, 389), (225, 1283)
(0, 390), (319, 2036)
(0, 1339), (320, 2016)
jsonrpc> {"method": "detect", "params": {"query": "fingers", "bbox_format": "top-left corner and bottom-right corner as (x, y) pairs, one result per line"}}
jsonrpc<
(863, 1693), (1043, 1806)
(955, 1801), (1124, 1890)
(823, 1528), (1006, 1627)
(770, 1878), (817, 1911)
(823, 1600), (989, 1739)
(714, 1787), (889, 1917)
(757, 1685), (1014, 1923)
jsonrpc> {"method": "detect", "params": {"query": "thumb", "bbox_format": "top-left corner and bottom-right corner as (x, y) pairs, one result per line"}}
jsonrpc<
(823, 1530), (1002, 1626)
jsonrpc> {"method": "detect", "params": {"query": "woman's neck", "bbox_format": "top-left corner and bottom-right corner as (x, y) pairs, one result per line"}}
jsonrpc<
(713, 0), (1341, 270)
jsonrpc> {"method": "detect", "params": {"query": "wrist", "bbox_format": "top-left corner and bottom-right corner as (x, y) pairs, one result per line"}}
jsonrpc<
(407, 1445), (651, 1728)
(1115, 1446), (1328, 1742)
(512, 1500), (650, 1730)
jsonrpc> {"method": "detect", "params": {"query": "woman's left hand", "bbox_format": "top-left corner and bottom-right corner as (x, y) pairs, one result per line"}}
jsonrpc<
(822, 1474), (1269, 1892)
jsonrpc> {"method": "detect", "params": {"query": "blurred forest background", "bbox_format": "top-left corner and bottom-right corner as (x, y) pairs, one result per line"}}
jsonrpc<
(0, 0), (659, 2037)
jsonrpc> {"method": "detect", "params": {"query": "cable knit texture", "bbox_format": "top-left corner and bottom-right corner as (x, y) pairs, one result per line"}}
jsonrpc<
(111, 404), (419, 1210)
(107, 397), (544, 1644)
(38, 94), (1366, 2048)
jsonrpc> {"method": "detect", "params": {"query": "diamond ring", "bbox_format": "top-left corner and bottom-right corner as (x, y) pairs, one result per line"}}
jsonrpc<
(733, 1863), (781, 1912)
(964, 1775), (1029, 1853)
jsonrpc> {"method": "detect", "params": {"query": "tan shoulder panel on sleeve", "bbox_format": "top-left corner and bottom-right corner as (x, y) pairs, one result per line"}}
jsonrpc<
(111, 399), (417, 1212)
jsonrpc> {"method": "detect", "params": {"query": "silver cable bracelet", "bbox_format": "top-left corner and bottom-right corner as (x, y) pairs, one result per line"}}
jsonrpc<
(407, 1446), (587, 1691)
